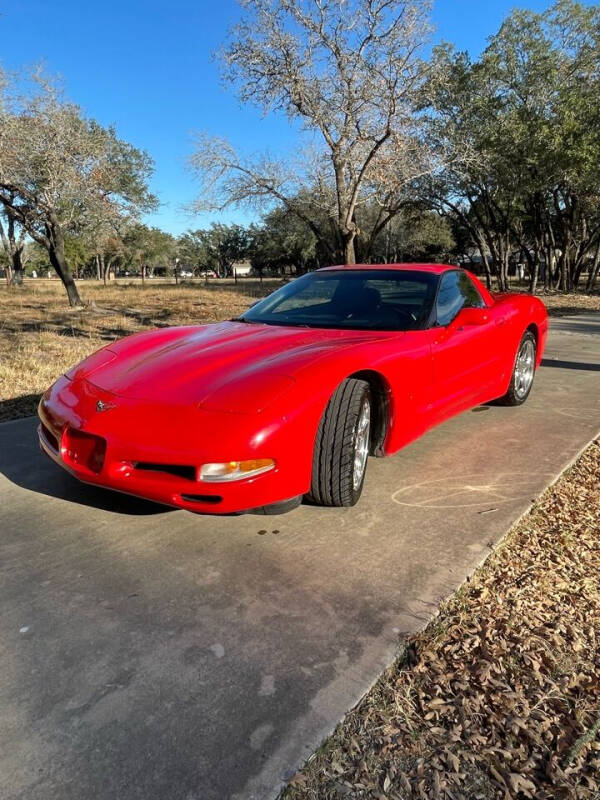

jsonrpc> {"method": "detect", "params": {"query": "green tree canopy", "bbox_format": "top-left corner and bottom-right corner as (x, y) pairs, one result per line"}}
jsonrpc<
(425, 0), (600, 291)
(0, 69), (157, 304)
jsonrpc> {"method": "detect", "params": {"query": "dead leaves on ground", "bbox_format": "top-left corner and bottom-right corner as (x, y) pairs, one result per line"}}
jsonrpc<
(283, 441), (600, 800)
(543, 292), (600, 316)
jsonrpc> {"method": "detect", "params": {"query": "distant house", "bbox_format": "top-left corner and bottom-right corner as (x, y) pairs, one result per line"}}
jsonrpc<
(232, 261), (252, 277)
(457, 248), (487, 273)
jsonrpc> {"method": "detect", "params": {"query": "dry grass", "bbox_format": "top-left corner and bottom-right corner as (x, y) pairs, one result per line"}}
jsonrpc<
(0, 279), (598, 422)
(283, 440), (600, 800)
(0, 279), (276, 421)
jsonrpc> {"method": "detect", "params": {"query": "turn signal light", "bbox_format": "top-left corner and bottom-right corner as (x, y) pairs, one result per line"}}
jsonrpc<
(199, 459), (275, 482)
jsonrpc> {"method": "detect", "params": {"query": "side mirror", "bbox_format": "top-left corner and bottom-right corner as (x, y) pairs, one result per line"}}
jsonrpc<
(451, 307), (490, 329)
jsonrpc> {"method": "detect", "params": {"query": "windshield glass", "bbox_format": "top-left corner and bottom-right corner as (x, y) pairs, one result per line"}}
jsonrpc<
(240, 270), (439, 331)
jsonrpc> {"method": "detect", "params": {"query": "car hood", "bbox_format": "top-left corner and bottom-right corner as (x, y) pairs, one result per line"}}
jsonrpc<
(77, 321), (397, 410)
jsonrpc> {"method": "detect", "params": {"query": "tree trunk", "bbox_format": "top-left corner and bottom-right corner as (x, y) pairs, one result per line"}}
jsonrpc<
(11, 247), (24, 285)
(573, 254), (585, 288)
(0, 212), (24, 285)
(586, 241), (600, 292)
(497, 235), (511, 293)
(106, 257), (118, 284)
(481, 252), (492, 290)
(527, 244), (541, 295)
(518, 242), (538, 295)
(48, 245), (81, 306)
(46, 220), (82, 307)
(343, 232), (356, 265)
(560, 252), (569, 291)
(528, 257), (540, 295)
(100, 254), (107, 285)
(471, 228), (492, 289)
(494, 247), (509, 292)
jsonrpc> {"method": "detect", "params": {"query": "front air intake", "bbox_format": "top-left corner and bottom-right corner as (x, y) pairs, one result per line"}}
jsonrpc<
(133, 462), (197, 481)
(180, 494), (223, 504)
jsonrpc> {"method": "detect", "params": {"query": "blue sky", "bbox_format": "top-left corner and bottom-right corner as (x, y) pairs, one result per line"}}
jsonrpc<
(1, 1), (577, 234)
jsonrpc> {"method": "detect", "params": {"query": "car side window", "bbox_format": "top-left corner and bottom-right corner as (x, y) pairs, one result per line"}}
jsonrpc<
(458, 272), (485, 309)
(435, 271), (484, 326)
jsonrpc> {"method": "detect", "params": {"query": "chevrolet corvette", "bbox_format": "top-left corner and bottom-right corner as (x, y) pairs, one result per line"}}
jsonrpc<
(38, 264), (548, 514)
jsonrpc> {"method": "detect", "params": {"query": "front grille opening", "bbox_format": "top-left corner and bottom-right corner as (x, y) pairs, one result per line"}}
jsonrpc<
(41, 423), (59, 452)
(133, 462), (197, 481)
(180, 494), (223, 504)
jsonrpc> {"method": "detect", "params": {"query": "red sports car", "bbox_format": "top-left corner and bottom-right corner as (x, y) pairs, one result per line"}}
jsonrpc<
(38, 264), (548, 514)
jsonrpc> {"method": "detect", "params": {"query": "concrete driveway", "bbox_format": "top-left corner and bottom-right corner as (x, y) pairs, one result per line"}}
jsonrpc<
(1, 314), (599, 800)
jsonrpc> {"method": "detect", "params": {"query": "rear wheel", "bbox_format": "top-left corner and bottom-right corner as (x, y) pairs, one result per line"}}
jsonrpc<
(498, 331), (537, 406)
(307, 379), (371, 507)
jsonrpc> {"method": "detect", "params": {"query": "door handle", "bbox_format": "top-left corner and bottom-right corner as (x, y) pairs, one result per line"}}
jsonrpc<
(496, 318), (507, 326)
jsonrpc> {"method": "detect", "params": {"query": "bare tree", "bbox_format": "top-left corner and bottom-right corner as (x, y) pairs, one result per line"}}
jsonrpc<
(190, 0), (434, 264)
(0, 70), (156, 305)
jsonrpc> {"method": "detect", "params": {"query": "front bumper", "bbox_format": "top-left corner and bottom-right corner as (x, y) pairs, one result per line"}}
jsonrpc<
(38, 376), (312, 514)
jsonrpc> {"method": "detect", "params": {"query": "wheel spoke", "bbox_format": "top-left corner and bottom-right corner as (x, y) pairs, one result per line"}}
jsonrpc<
(514, 339), (535, 398)
(353, 401), (371, 490)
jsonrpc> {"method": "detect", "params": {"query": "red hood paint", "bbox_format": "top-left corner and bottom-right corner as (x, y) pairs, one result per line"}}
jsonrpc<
(79, 321), (398, 407)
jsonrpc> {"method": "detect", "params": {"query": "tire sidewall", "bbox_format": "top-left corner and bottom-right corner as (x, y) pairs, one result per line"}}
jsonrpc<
(308, 377), (373, 507)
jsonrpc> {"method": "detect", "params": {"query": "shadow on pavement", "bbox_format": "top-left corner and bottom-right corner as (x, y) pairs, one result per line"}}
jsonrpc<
(541, 358), (600, 372)
(0, 393), (40, 422)
(550, 319), (600, 336)
(0, 417), (172, 516)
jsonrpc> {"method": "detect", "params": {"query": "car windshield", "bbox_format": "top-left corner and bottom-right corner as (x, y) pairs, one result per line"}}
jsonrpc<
(239, 270), (439, 331)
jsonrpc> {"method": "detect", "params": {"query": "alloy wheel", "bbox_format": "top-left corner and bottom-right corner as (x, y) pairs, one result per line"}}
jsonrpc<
(353, 399), (371, 490)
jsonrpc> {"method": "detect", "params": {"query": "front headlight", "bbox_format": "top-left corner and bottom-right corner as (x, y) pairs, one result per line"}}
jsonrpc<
(199, 459), (275, 482)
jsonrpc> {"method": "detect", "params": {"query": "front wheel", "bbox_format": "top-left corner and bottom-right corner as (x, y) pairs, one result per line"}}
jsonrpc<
(307, 379), (371, 507)
(497, 331), (537, 406)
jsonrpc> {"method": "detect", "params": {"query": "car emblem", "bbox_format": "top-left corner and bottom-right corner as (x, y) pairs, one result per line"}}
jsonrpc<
(96, 400), (116, 412)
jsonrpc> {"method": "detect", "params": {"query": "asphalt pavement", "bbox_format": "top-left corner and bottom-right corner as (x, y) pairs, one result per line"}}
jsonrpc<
(1, 314), (599, 800)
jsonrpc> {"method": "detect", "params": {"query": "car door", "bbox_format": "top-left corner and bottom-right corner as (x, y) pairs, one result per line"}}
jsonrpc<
(429, 270), (500, 421)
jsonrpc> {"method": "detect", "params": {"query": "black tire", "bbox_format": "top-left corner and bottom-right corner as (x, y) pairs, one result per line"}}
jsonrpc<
(497, 331), (537, 406)
(307, 379), (371, 507)
(250, 495), (302, 515)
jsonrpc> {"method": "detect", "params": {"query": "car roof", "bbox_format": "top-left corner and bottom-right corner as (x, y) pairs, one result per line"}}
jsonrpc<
(318, 263), (455, 276)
